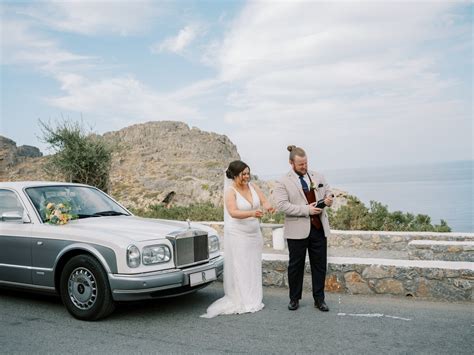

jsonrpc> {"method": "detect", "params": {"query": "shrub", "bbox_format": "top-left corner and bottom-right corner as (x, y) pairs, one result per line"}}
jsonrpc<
(131, 202), (288, 223)
(130, 202), (224, 221)
(328, 195), (451, 232)
(40, 119), (114, 192)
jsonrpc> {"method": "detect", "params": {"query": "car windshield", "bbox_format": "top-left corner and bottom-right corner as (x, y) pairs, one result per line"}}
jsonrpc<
(25, 185), (130, 223)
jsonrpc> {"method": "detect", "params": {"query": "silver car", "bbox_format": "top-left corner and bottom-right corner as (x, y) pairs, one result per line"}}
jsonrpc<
(0, 181), (223, 320)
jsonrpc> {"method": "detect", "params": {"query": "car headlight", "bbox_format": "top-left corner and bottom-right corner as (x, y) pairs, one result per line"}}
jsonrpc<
(208, 235), (220, 253)
(127, 245), (141, 268)
(142, 245), (171, 265)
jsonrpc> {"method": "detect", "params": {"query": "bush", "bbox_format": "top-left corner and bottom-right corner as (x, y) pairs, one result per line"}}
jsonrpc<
(40, 120), (114, 192)
(131, 202), (287, 223)
(130, 202), (224, 221)
(328, 195), (451, 232)
(131, 194), (450, 232)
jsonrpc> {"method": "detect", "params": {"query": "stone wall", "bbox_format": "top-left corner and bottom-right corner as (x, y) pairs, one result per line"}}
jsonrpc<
(263, 229), (473, 302)
(262, 254), (473, 302)
(201, 222), (278, 248)
(202, 223), (474, 252)
(408, 241), (474, 262)
(206, 223), (473, 301)
(328, 231), (474, 251)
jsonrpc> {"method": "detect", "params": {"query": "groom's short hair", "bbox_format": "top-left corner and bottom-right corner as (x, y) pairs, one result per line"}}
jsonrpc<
(287, 145), (306, 161)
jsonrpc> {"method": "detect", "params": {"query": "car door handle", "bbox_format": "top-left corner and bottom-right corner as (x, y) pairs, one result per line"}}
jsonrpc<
(37, 241), (43, 246)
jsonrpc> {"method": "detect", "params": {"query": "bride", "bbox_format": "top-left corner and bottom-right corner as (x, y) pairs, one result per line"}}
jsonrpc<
(201, 160), (274, 318)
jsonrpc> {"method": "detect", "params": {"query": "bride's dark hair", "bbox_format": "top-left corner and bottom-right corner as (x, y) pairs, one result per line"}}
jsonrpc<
(226, 160), (250, 179)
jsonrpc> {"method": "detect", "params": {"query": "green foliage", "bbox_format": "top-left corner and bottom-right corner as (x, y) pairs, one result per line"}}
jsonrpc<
(260, 211), (285, 223)
(130, 202), (224, 221)
(328, 195), (451, 232)
(40, 120), (114, 192)
(131, 202), (287, 224)
(131, 194), (451, 232)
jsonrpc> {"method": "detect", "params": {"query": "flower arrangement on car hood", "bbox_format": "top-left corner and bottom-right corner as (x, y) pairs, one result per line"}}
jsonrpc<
(45, 202), (76, 225)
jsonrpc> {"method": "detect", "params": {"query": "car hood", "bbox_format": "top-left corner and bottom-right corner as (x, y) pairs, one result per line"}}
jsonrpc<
(58, 216), (216, 243)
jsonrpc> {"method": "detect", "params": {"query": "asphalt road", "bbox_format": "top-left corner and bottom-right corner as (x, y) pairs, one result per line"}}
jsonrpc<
(0, 283), (472, 354)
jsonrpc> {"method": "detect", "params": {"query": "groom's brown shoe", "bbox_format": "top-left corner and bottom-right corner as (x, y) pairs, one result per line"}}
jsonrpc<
(315, 300), (329, 312)
(288, 300), (299, 311)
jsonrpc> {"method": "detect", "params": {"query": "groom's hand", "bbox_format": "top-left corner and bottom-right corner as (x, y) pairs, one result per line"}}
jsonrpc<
(309, 203), (322, 215)
(324, 194), (334, 207)
(264, 202), (275, 213)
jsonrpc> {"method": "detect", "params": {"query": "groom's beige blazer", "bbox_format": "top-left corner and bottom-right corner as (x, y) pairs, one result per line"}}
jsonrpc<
(273, 169), (332, 239)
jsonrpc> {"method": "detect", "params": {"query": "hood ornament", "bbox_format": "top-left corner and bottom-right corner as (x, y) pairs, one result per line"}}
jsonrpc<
(186, 218), (191, 229)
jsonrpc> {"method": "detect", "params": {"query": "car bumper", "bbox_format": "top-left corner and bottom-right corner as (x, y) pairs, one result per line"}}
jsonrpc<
(108, 255), (224, 301)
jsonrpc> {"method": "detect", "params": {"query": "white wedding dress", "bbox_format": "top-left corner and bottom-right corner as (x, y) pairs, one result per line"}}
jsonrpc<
(201, 183), (264, 318)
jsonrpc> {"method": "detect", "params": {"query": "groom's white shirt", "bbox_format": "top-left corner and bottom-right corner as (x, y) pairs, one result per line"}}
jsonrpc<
(273, 169), (332, 239)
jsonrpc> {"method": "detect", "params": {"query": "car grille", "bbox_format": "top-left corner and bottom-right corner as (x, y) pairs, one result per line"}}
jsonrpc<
(174, 233), (209, 268)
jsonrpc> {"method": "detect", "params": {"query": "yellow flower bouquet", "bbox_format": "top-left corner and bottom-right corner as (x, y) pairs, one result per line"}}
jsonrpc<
(45, 202), (76, 225)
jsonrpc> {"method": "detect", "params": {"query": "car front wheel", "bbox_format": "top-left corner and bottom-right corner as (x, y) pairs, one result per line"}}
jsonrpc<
(60, 254), (115, 321)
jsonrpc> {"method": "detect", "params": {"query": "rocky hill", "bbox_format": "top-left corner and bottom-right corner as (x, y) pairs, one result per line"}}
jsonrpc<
(103, 121), (240, 207)
(0, 121), (348, 210)
(1, 121), (242, 208)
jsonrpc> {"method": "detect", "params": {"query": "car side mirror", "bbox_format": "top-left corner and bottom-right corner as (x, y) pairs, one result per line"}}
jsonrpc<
(22, 210), (31, 223)
(1, 211), (30, 223)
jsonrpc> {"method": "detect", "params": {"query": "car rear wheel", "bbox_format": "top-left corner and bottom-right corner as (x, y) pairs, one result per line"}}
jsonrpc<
(60, 254), (115, 321)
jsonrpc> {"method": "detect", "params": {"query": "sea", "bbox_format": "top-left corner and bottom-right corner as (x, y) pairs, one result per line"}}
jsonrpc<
(264, 160), (473, 233)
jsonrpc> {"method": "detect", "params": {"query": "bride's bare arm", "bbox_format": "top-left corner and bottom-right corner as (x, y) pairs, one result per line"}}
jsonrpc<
(251, 184), (275, 212)
(225, 189), (263, 219)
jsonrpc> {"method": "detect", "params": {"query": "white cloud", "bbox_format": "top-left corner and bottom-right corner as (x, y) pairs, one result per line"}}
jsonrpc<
(1, 18), (91, 69)
(18, 0), (161, 36)
(151, 24), (204, 54)
(1, 0), (470, 175)
(46, 74), (203, 126)
(209, 0), (472, 172)
(1, 3), (208, 132)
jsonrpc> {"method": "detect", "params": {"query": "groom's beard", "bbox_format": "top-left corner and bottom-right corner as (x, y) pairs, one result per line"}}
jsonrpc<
(293, 167), (307, 176)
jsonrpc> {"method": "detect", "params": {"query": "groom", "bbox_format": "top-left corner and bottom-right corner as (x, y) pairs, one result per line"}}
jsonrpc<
(274, 145), (333, 312)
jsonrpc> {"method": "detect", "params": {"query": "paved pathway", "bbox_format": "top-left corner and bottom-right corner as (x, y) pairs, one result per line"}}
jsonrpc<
(0, 284), (472, 354)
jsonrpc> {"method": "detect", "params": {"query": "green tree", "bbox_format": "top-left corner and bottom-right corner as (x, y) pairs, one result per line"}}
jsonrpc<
(40, 120), (114, 192)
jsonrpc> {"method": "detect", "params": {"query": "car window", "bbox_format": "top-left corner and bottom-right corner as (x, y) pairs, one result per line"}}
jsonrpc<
(25, 185), (130, 222)
(0, 190), (24, 219)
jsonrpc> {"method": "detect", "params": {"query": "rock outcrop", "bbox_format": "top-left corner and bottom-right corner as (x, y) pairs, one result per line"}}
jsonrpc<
(0, 136), (17, 170)
(0, 136), (47, 181)
(102, 121), (240, 207)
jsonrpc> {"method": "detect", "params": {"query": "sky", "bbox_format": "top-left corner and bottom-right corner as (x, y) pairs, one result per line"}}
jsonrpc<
(1, 0), (472, 178)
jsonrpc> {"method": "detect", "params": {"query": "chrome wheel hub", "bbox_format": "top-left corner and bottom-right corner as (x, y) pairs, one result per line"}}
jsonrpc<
(68, 267), (97, 310)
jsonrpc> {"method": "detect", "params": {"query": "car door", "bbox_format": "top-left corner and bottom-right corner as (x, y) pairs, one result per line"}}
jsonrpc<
(31, 236), (70, 288)
(0, 189), (32, 285)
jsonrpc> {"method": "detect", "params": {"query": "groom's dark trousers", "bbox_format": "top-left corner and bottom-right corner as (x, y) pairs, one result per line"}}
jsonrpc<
(287, 224), (327, 301)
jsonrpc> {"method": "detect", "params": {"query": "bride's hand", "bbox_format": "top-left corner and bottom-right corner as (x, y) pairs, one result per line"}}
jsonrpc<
(263, 202), (275, 213)
(253, 209), (264, 218)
